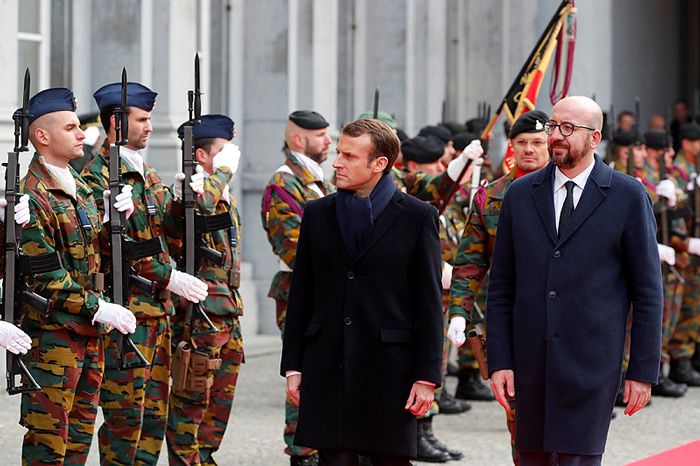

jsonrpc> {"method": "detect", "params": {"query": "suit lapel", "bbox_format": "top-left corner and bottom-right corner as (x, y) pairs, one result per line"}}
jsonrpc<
(556, 156), (611, 245)
(327, 195), (353, 266)
(352, 191), (404, 266)
(531, 164), (558, 245)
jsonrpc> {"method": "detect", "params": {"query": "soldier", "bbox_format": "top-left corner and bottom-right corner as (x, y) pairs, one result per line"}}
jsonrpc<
(418, 125), (456, 166)
(166, 114), (245, 466)
(18, 87), (136, 465)
(668, 123), (700, 386)
(636, 130), (689, 398)
(82, 81), (208, 465)
(609, 131), (644, 174)
(447, 110), (550, 465)
(402, 135), (466, 464)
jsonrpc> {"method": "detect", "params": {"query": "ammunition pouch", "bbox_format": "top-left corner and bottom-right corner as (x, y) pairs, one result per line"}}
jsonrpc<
(18, 251), (63, 276)
(207, 268), (240, 289)
(122, 237), (164, 261)
(172, 341), (221, 393)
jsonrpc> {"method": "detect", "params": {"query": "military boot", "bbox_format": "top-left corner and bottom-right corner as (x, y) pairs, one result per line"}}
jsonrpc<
(692, 349), (700, 373)
(416, 418), (450, 463)
(437, 390), (471, 414)
(290, 453), (319, 466)
(423, 416), (464, 461)
(669, 358), (700, 386)
(455, 368), (495, 401)
(652, 364), (688, 397)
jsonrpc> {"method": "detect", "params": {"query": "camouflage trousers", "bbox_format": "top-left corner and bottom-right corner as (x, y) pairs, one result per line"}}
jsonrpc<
(669, 264), (700, 359)
(166, 315), (244, 466)
(661, 266), (684, 362)
(20, 328), (103, 466)
(98, 316), (170, 466)
(276, 299), (316, 458)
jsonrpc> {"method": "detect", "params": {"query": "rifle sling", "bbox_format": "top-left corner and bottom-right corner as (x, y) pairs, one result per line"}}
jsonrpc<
(18, 251), (63, 275)
(195, 212), (232, 234)
(122, 237), (164, 261)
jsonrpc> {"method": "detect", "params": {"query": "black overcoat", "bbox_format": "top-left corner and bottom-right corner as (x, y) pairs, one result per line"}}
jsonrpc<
(487, 156), (663, 455)
(280, 190), (444, 457)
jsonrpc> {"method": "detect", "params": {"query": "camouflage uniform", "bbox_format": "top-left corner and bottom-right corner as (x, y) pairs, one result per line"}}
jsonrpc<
(19, 154), (105, 466)
(448, 169), (518, 463)
(166, 166), (245, 466)
(262, 153), (453, 456)
(82, 144), (181, 465)
(667, 151), (700, 360)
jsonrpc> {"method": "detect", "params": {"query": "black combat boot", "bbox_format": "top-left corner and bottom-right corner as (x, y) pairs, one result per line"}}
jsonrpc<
(455, 368), (495, 401)
(447, 362), (459, 376)
(652, 364), (688, 397)
(692, 349), (700, 373)
(669, 358), (700, 386)
(437, 390), (471, 414)
(290, 453), (319, 466)
(423, 416), (464, 461)
(416, 418), (450, 463)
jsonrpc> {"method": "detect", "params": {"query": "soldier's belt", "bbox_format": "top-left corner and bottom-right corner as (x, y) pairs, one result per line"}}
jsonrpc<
(195, 212), (233, 234)
(122, 237), (164, 261)
(18, 251), (63, 275)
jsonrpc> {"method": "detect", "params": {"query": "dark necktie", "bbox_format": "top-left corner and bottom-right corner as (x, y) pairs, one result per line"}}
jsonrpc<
(558, 181), (575, 237)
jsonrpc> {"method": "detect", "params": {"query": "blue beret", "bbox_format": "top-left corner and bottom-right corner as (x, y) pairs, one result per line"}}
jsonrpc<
(28, 88), (77, 124)
(177, 114), (235, 142)
(93, 82), (157, 112)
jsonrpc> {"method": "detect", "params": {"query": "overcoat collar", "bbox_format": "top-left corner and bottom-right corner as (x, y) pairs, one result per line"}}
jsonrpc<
(531, 154), (611, 246)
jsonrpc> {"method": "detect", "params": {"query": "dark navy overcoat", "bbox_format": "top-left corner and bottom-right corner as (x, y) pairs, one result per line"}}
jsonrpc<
(487, 155), (663, 455)
(280, 190), (444, 457)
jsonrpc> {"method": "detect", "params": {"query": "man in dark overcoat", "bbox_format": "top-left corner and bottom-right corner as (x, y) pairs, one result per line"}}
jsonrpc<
(280, 118), (444, 466)
(487, 96), (663, 466)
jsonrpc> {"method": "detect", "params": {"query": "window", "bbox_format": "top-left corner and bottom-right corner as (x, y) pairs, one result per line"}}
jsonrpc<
(18, 0), (50, 97)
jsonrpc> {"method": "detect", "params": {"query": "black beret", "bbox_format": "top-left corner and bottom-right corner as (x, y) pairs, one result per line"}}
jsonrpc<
(289, 110), (329, 130)
(466, 118), (487, 134)
(643, 130), (670, 149)
(396, 128), (410, 142)
(612, 131), (641, 146)
(418, 125), (452, 144)
(401, 136), (445, 164)
(680, 123), (700, 141)
(509, 110), (549, 139)
(440, 121), (467, 135)
(453, 132), (478, 152)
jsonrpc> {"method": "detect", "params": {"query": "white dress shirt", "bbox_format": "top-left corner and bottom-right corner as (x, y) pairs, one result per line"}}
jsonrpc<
(553, 158), (595, 233)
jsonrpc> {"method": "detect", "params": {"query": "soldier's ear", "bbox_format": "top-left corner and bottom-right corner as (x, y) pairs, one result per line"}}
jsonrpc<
(194, 147), (208, 164)
(34, 127), (50, 146)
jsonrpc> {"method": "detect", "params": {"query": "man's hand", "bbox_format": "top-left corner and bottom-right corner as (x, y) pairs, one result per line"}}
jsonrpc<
(655, 179), (677, 207)
(447, 140), (483, 183)
(286, 373), (302, 406)
(0, 195), (31, 226)
(623, 380), (651, 416)
(404, 382), (434, 417)
(657, 243), (676, 265)
(447, 317), (467, 347)
(490, 369), (515, 413)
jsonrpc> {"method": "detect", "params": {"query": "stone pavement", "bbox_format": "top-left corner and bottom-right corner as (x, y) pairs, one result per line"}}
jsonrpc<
(1, 335), (699, 465)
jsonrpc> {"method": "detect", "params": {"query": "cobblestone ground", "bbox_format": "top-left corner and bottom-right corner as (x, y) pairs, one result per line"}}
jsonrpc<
(1, 336), (698, 465)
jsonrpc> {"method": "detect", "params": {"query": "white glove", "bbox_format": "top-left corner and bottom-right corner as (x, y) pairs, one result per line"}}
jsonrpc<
(102, 185), (135, 223)
(0, 195), (30, 226)
(447, 140), (483, 182)
(166, 269), (208, 303)
(689, 238), (700, 256)
(657, 243), (676, 265)
(0, 321), (32, 355)
(447, 316), (467, 347)
(213, 143), (241, 176)
(655, 179), (677, 207)
(442, 263), (453, 290)
(173, 166), (205, 201)
(93, 299), (137, 334)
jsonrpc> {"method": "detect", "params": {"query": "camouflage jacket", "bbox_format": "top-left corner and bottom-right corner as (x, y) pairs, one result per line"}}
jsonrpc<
(20, 154), (105, 336)
(390, 166), (454, 202)
(440, 191), (468, 265)
(448, 169), (516, 321)
(262, 152), (334, 302)
(171, 167), (243, 317)
(81, 144), (182, 319)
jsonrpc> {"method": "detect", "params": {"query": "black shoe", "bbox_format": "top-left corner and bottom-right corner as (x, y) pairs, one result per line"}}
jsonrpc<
(455, 368), (495, 401)
(692, 350), (700, 373)
(290, 453), (319, 466)
(669, 358), (700, 386)
(611, 411), (617, 420)
(416, 419), (451, 463)
(438, 391), (471, 414)
(652, 374), (688, 398)
(422, 417), (464, 461)
(447, 362), (459, 376)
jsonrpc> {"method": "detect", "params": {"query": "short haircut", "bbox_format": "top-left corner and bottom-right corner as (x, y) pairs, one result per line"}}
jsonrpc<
(99, 105), (131, 133)
(617, 110), (634, 122)
(194, 137), (216, 153)
(341, 119), (400, 174)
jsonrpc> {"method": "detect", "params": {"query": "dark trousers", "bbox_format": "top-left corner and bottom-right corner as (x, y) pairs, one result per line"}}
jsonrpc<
(319, 449), (411, 466)
(518, 450), (603, 466)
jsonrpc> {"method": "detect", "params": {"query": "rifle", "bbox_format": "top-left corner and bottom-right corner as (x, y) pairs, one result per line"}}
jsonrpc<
(109, 69), (151, 371)
(372, 88), (379, 119)
(180, 53), (222, 336)
(627, 97), (640, 177)
(467, 303), (488, 381)
(656, 135), (683, 283)
(3, 69), (48, 394)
